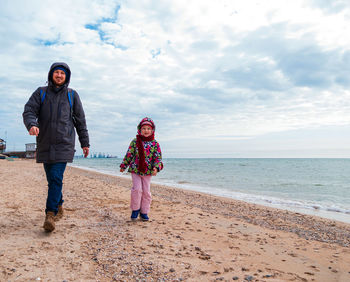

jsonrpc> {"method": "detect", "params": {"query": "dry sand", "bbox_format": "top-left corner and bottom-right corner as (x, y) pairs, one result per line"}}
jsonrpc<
(1, 159), (350, 281)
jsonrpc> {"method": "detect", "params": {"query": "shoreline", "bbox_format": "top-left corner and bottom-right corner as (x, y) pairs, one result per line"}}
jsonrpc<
(69, 163), (350, 225)
(71, 165), (350, 247)
(1, 159), (350, 281)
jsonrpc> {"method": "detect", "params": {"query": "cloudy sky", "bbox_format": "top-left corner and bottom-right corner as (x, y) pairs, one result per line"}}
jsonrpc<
(1, 0), (350, 158)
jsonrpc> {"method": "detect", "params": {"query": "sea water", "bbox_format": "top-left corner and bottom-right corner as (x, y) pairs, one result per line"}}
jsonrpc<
(70, 158), (350, 223)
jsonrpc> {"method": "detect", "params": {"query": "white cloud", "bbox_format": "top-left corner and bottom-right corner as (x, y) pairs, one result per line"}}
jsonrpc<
(1, 0), (350, 157)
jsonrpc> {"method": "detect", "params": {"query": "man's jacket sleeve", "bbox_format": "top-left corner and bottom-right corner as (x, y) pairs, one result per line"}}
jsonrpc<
(23, 88), (41, 131)
(73, 92), (90, 148)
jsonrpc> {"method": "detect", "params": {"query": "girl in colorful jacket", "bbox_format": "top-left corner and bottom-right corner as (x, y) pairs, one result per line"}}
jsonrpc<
(120, 117), (163, 221)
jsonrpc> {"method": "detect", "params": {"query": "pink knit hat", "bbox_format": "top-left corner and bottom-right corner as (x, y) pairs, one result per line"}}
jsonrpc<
(137, 117), (155, 134)
(140, 121), (154, 128)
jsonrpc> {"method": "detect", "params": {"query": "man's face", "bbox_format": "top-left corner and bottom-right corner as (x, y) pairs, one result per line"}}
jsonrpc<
(52, 69), (66, 86)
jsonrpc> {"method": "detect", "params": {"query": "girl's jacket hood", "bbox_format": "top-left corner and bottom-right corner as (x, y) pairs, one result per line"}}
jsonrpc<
(48, 62), (71, 87)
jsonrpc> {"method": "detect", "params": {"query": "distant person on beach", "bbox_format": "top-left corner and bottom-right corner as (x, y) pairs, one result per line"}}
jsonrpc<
(120, 117), (163, 221)
(23, 62), (90, 232)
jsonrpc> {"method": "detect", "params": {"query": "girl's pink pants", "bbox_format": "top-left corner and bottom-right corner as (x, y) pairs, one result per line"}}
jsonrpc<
(130, 173), (152, 214)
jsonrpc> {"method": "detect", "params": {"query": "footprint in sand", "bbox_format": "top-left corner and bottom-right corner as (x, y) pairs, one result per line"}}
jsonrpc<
(309, 265), (319, 272)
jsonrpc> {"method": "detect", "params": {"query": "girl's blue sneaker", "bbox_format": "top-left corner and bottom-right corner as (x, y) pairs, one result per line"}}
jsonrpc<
(131, 209), (140, 221)
(140, 213), (149, 221)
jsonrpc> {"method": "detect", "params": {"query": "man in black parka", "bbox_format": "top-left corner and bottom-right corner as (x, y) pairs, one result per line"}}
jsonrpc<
(23, 62), (90, 232)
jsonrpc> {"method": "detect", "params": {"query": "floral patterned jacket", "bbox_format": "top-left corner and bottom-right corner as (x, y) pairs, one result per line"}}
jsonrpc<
(120, 138), (163, 175)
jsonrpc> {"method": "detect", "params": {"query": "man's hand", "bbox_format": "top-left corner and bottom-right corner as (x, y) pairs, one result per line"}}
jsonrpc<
(29, 126), (39, 136)
(83, 147), (89, 158)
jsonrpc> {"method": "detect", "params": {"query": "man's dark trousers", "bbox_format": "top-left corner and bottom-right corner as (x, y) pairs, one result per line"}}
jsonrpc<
(44, 162), (67, 214)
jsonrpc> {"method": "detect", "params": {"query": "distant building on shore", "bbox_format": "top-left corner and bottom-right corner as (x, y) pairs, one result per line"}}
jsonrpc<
(25, 143), (36, 159)
(2, 142), (36, 159)
(0, 138), (6, 153)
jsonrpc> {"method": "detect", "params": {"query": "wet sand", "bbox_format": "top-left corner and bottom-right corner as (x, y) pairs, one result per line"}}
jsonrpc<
(1, 159), (350, 281)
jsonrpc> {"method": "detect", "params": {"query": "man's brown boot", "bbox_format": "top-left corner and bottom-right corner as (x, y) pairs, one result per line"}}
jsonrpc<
(55, 205), (63, 222)
(43, 211), (55, 232)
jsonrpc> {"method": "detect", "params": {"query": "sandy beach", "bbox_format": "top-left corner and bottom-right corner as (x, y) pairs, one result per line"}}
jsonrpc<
(1, 159), (350, 281)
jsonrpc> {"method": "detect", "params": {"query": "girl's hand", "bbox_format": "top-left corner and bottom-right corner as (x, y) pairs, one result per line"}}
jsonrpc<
(152, 167), (157, 176)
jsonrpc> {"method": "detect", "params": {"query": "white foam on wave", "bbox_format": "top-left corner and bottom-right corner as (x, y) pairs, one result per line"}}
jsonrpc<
(69, 164), (130, 180)
(152, 178), (350, 224)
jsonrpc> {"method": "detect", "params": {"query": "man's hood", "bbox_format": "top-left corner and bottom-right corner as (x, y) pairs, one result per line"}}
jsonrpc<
(48, 62), (71, 87)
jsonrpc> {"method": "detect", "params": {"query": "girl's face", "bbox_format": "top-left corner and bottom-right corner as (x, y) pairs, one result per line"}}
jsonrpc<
(141, 125), (153, 137)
